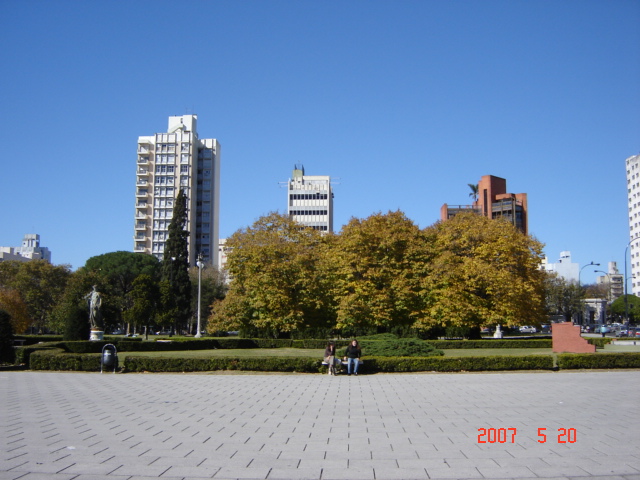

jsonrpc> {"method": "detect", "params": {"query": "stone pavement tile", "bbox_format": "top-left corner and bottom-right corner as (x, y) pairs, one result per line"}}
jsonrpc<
(321, 467), (374, 480)
(325, 450), (371, 460)
(0, 474), (77, 480)
(266, 467), (321, 480)
(213, 466), (271, 479)
(371, 449), (416, 460)
(161, 464), (222, 477)
(527, 465), (591, 477)
(476, 465), (535, 478)
(347, 459), (398, 469)
(106, 463), (176, 476)
(297, 459), (348, 469)
(424, 466), (484, 479)
(578, 463), (640, 476)
(373, 467), (430, 479)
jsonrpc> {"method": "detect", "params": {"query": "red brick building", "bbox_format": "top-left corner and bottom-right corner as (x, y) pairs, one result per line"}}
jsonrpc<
(440, 175), (528, 235)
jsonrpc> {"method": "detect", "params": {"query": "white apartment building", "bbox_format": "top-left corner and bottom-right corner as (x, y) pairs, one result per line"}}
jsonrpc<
(541, 251), (579, 283)
(0, 234), (51, 263)
(287, 165), (333, 232)
(596, 262), (623, 302)
(626, 154), (640, 295)
(134, 115), (220, 267)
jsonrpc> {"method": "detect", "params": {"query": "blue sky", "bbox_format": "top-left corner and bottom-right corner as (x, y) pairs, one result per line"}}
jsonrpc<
(1, 0), (638, 285)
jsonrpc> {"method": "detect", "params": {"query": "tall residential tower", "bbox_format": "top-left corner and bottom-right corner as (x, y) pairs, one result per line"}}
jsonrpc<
(287, 165), (333, 232)
(626, 154), (640, 295)
(134, 115), (220, 266)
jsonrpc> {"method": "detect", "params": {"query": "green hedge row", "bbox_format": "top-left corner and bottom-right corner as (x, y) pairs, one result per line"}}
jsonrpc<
(29, 349), (102, 371)
(424, 339), (552, 349)
(123, 356), (321, 373)
(557, 353), (640, 369)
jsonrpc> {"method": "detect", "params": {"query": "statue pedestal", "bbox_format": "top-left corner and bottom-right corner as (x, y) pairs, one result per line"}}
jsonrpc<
(90, 330), (104, 341)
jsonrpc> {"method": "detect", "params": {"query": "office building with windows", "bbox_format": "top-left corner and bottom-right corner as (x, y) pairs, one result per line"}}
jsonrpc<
(287, 165), (333, 232)
(134, 115), (220, 267)
(0, 234), (51, 263)
(625, 154), (640, 295)
(440, 174), (528, 235)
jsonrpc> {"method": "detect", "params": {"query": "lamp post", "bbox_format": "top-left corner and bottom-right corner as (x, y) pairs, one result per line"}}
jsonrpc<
(595, 270), (611, 325)
(578, 262), (600, 326)
(195, 255), (203, 338)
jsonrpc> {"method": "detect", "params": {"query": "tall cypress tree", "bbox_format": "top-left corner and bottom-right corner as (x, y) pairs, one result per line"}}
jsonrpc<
(161, 189), (192, 334)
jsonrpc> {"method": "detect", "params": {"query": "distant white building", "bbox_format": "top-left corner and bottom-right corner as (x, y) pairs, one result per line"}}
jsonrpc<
(218, 238), (231, 283)
(541, 251), (579, 283)
(287, 164), (333, 232)
(0, 234), (51, 263)
(597, 262), (623, 301)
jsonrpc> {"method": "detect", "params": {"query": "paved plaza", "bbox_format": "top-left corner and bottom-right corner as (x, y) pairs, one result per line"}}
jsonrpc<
(1, 370), (639, 480)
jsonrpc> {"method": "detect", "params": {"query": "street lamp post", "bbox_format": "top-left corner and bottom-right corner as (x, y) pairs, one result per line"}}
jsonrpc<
(578, 262), (600, 326)
(195, 255), (203, 338)
(595, 270), (611, 324)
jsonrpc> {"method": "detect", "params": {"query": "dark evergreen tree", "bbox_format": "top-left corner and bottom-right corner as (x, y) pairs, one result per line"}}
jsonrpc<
(62, 303), (90, 341)
(161, 189), (192, 334)
(0, 309), (15, 364)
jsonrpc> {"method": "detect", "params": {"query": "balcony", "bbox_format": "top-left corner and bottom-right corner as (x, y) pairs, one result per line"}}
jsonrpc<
(134, 245), (146, 252)
(135, 223), (147, 230)
(135, 212), (147, 219)
(136, 189), (148, 197)
(138, 156), (149, 164)
(134, 233), (146, 240)
(137, 167), (149, 175)
(136, 202), (147, 209)
(136, 179), (148, 186)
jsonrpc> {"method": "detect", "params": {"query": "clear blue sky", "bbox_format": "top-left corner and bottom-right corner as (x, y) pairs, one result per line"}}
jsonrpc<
(1, 0), (638, 285)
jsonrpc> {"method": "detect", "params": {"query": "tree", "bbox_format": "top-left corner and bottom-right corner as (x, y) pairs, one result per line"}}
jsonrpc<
(0, 288), (30, 334)
(161, 189), (192, 333)
(189, 264), (227, 334)
(419, 212), (547, 331)
(544, 273), (583, 322)
(124, 274), (159, 336)
(49, 269), (104, 336)
(84, 251), (160, 332)
(330, 211), (428, 333)
(62, 303), (90, 341)
(0, 309), (15, 364)
(610, 294), (640, 323)
(468, 183), (479, 202)
(209, 212), (334, 337)
(0, 260), (71, 333)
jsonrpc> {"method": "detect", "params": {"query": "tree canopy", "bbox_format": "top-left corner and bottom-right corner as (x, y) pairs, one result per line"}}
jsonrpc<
(209, 211), (548, 337)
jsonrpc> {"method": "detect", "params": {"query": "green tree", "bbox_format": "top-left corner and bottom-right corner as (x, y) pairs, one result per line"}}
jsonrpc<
(49, 269), (104, 335)
(419, 212), (546, 331)
(0, 309), (15, 364)
(124, 274), (159, 336)
(610, 294), (640, 323)
(330, 211), (428, 333)
(83, 251), (160, 332)
(0, 260), (71, 333)
(161, 189), (192, 333)
(189, 264), (227, 335)
(544, 273), (583, 322)
(0, 288), (31, 335)
(209, 212), (334, 337)
(62, 303), (90, 341)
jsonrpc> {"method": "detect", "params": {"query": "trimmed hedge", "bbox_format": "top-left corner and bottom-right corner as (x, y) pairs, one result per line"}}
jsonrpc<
(29, 349), (102, 371)
(123, 356), (321, 373)
(425, 339), (552, 349)
(557, 353), (640, 369)
(361, 355), (554, 372)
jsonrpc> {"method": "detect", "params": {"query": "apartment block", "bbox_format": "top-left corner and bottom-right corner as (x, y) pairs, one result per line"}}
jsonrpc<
(287, 164), (333, 232)
(134, 115), (220, 266)
(625, 154), (640, 295)
(440, 174), (528, 235)
(0, 234), (51, 263)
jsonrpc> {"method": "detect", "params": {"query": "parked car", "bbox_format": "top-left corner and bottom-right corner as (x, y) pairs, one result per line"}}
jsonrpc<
(519, 326), (537, 333)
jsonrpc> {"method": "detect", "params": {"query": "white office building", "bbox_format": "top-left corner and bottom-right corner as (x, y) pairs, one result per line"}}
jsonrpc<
(134, 115), (220, 267)
(541, 251), (579, 283)
(626, 154), (640, 295)
(0, 234), (51, 263)
(287, 165), (333, 232)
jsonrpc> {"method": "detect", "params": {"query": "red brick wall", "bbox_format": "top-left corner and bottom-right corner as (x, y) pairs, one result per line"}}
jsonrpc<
(552, 322), (596, 353)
